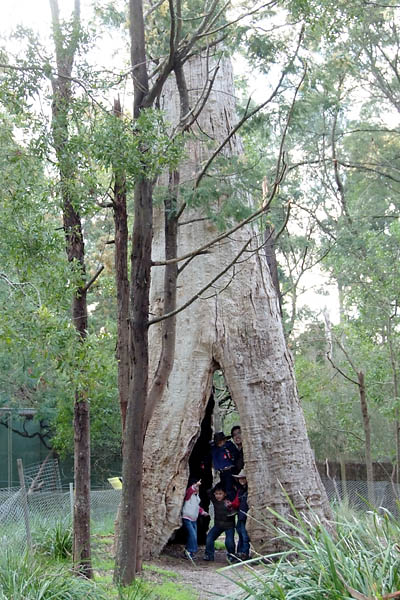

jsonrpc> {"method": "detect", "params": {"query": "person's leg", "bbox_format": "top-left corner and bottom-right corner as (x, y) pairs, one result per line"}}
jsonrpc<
(236, 520), (243, 554)
(183, 519), (198, 555)
(224, 527), (236, 558)
(204, 525), (222, 560)
(236, 520), (250, 557)
(241, 520), (250, 557)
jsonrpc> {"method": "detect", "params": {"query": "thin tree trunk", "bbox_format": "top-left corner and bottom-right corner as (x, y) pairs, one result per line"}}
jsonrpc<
(114, 0), (151, 581)
(358, 371), (374, 505)
(115, 177), (153, 582)
(387, 316), (400, 483)
(113, 98), (130, 431)
(49, 0), (92, 577)
(264, 226), (283, 318)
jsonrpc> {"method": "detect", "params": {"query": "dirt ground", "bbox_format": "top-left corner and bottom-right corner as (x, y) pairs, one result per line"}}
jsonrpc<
(143, 544), (250, 599)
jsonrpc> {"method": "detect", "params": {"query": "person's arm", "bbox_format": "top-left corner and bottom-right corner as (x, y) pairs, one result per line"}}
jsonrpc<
(230, 491), (240, 510)
(184, 485), (196, 502)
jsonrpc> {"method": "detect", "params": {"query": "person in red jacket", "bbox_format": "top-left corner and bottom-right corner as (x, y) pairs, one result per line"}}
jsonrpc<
(231, 470), (250, 560)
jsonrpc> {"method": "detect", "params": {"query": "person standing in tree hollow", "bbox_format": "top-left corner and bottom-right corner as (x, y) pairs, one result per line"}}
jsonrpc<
(226, 425), (244, 475)
(231, 469), (250, 560)
(181, 479), (209, 560)
(203, 483), (236, 563)
(211, 431), (235, 500)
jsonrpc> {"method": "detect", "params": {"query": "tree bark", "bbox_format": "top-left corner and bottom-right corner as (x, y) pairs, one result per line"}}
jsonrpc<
(142, 55), (331, 557)
(387, 316), (400, 483)
(113, 99), (130, 432)
(115, 177), (153, 583)
(358, 370), (374, 504)
(264, 226), (283, 318)
(49, 0), (92, 577)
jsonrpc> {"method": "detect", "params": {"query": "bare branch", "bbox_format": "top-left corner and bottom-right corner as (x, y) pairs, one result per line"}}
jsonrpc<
(0, 272), (42, 306)
(149, 236), (252, 325)
(82, 265), (104, 293)
(153, 198), (273, 267)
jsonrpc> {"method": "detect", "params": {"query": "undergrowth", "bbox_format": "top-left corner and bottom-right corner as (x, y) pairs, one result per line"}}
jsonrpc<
(222, 503), (400, 599)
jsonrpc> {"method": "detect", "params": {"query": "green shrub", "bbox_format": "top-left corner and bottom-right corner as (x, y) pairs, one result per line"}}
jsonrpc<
(116, 580), (154, 599)
(0, 552), (107, 599)
(33, 519), (73, 559)
(223, 504), (400, 599)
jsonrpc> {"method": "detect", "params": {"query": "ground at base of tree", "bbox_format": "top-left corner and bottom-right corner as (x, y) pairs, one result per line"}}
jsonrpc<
(147, 545), (243, 599)
(93, 535), (246, 600)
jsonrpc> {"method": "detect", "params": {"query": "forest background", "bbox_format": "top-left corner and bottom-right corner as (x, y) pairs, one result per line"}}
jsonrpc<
(1, 0), (400, 491)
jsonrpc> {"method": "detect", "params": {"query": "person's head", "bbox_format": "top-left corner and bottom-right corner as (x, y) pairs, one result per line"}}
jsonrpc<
(213, 484), (226, 501)
(213, 431), (228, 447)
(231, 425), (241, 438)
(233, 431), (242, 445)
(233, 470), (247, 487)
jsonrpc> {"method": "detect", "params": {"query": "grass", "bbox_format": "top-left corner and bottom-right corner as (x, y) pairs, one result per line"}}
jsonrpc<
(143, 564), (179, 578)
(222, 503), (400, 599)
(150, 581), (197, 600)
(0, 551), (108, 600)
(33, 518), (73, 559)
(18, 502), (400, 600)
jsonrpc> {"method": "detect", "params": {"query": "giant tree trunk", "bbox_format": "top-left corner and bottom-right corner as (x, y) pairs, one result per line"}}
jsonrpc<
(142, 55), (331, 556)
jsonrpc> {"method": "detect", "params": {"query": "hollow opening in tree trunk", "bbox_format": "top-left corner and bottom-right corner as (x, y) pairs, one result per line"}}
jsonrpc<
(168, 390), (215, 545)
(168, 369), (244, 546)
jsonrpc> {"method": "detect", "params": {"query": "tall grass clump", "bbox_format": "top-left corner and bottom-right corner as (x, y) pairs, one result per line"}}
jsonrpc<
(0, 551), (107, 600)
(223, 503), (400, 599)
(33, 518), (73, 559)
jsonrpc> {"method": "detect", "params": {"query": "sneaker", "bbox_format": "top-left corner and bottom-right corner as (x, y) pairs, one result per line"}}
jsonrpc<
(238, 553), (250, 560)
(203, 554), (214, 561)
(227, 554), (239, 564)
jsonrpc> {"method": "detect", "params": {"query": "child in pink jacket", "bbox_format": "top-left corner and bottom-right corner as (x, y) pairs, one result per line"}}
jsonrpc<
(182, 479), (209, 559)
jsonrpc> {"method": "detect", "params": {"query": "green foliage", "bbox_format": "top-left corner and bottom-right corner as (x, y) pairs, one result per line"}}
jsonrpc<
(149, 581), (197, 600)
(224, 504), (400, 599)
(33, 519), (73, 560)
(92, 109), (183, 185)
(174, 154), (255, 230)
(0, 552), (108, 600)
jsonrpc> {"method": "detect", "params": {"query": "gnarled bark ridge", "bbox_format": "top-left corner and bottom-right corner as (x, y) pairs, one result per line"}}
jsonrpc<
(143, 55), (331, 556)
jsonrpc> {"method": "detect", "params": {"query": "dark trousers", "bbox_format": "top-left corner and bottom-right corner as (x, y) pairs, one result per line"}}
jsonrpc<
(236, 519), (250, 556)
(205, 525), (235, 558)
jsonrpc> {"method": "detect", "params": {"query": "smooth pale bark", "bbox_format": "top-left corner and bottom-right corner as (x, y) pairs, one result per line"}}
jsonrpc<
(142, 55), (331, 556)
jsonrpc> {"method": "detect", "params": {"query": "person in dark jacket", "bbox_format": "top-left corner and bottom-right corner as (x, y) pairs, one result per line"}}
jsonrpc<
(225, 426), (244, 475)
(203, 483), (236, 562)
(211, 431), (235, 500)
(231, 469), (250, 559)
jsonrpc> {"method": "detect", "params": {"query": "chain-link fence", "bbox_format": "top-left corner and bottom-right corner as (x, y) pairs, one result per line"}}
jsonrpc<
(321, 477), (400, 513)
(0, 487), (121, 554)
(1, 479), (399, 555)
